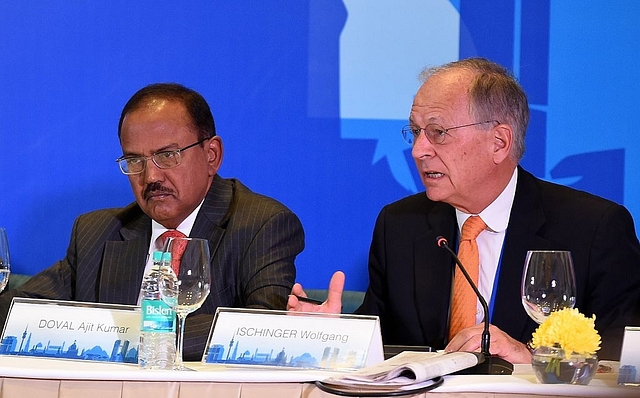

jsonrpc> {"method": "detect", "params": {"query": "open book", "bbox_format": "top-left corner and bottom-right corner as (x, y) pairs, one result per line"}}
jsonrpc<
(316, 351), (479, 395)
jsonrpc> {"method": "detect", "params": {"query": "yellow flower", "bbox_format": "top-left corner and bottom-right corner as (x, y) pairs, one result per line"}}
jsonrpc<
(531, 308), (601, 357)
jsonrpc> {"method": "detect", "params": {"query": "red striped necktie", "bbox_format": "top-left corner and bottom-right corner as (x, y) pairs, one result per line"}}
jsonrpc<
(159, 230), (187, 275)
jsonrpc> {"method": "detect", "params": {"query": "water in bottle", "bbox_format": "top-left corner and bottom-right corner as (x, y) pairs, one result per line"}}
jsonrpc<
(139, 251), (176, 369)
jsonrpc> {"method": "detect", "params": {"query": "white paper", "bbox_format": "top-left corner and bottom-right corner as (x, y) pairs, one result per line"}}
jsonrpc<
(322, 351), (478, 387)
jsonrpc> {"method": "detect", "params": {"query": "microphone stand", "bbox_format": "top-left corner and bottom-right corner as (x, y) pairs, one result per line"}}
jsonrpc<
(437, 236), (513, 375)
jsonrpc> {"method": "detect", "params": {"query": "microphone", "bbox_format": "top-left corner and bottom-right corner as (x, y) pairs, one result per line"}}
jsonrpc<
(437, 236), (513, 375)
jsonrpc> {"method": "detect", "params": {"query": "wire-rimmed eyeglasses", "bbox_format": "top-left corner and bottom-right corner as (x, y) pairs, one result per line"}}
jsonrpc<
(401, 120), (499, 145)
(116, 138), (209, 175)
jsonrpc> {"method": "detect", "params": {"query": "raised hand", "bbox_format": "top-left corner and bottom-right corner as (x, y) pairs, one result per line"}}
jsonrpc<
(287, 271), (345, 314)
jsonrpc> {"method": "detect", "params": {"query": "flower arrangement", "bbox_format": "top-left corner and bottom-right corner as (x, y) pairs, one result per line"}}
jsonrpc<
(531, 308), (601, 357)
(530, 308), (601, 382)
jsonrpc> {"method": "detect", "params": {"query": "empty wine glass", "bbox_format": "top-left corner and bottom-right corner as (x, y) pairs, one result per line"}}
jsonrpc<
(0, 228), (11, 293)
(160, 237), (211, 370)
(521, 250), (576, 324)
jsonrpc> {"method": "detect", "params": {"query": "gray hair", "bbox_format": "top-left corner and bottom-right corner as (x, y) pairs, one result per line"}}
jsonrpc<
(419, 58), (529, 161)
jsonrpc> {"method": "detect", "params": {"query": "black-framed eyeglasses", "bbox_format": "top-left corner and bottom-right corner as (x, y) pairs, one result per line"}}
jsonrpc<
(401, 120), (499, 145)
(116, 138), (209, 175)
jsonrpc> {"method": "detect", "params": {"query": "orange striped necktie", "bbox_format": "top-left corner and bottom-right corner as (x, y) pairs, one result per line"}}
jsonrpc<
(448, 215), (487, 341)
(159, 230), (187, 275)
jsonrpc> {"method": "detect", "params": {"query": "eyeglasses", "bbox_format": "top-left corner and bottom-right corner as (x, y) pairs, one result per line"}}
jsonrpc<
(116, 138), (209, 175)
(401, 120), (499, 145)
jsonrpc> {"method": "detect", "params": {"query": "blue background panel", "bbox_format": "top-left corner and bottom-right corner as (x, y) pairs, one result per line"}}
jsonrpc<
(1, 1), (639, 292)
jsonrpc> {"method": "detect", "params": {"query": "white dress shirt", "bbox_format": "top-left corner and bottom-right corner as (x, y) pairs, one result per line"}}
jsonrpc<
(137, 199), (204, 304)
(455, 167), (518, 324)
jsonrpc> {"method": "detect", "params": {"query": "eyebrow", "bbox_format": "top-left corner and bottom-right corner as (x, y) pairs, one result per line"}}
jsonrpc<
(122, 143), (180, 157)
(408, 118), (441, 127)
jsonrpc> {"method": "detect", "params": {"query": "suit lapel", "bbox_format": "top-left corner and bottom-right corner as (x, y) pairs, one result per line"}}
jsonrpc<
(189, 176), (233, 313)
(191, 177), (231, 249)
(100, 213), (151, 304)
(414, 202), (457, 347)
(492, 167), (550, 340)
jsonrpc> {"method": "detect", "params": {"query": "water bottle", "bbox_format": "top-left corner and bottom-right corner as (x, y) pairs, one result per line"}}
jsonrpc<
(139, 251), (176, 369)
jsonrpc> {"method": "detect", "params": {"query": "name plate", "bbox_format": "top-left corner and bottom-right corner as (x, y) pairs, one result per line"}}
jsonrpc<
(203, 307), (383, 370)
(618, 326), (640, 386)
(0, 298), (140, 363)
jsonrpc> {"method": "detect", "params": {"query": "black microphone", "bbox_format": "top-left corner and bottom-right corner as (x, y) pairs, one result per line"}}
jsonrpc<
(437, 236), (513, 375)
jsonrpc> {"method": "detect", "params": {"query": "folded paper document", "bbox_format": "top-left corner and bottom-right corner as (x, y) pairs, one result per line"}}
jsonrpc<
(316, 351), (479, 395)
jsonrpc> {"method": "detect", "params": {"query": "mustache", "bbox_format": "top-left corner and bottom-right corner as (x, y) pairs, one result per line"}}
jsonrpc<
(143, 182), (174, 200)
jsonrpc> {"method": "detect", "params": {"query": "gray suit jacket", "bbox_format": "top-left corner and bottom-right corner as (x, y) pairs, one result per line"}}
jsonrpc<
(0, 175), (305, 360)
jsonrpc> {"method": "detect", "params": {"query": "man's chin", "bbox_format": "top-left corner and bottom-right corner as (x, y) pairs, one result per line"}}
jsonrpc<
(425, 188), (447, 203)
(148, 213), (180, 229)
(140, 202), (179, 223)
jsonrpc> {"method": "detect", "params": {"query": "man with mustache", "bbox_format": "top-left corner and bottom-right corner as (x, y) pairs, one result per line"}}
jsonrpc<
(0, 83), (305, 360)
(288, 58), (640, 363)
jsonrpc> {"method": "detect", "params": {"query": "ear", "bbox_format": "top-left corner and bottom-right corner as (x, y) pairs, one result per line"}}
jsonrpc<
(492, 123), (513, 164)
(206, 136), (224, 175)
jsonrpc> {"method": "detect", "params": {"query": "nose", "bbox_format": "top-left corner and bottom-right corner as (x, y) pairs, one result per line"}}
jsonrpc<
(142, 159), (164, 184)
(411, 131), (434, 160)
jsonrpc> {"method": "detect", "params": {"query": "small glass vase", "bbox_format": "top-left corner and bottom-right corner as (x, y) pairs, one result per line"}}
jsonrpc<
(531, 345), (598, 385)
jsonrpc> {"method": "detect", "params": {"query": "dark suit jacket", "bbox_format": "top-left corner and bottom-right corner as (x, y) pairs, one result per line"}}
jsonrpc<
(0, 175), (305, 360)
(357, 166), (640, 360)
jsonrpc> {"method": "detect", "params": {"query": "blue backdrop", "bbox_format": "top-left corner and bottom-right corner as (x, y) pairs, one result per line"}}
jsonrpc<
(2, 0), (639, 291)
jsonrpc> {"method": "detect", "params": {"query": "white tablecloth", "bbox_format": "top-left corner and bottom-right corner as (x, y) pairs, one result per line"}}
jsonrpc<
(0, 355), (637, 397)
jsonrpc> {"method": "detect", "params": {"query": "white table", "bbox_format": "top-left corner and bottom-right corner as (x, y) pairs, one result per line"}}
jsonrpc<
(0, 356), (637, 398)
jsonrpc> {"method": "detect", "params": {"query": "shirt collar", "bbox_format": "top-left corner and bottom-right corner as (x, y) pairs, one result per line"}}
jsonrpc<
(456, 167), (518, 234)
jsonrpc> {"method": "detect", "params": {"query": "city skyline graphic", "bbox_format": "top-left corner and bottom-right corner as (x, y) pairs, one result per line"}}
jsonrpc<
(0, 322), (138, 363)
(205, 331), (365, 370)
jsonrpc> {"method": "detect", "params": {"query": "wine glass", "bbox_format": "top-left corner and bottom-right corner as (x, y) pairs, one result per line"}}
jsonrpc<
(160, 237), (211, 370)
(521, 250), (576, 324)
(0, 228), (11, 293)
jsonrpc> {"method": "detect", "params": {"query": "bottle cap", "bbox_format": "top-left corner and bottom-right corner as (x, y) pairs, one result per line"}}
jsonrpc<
(152, 251), (163, 262)
(161, 252), (172, 262)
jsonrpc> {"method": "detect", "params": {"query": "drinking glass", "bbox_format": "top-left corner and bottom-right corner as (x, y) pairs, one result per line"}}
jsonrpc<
(0, 228), (11, 293)
(160, 237), (211, 370)
(521, 250), (576, 324)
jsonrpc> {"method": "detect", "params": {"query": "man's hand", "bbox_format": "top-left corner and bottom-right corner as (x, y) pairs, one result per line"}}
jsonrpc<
(445, 324), (532, 364)
(287, 271), (345, 314)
